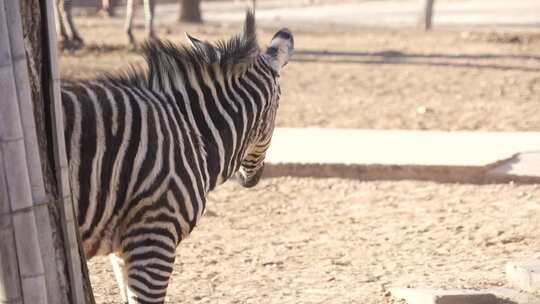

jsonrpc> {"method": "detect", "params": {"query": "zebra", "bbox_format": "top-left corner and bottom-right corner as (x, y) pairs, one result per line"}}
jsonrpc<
(61, 10), (293, 304)
(55, 0), (156, 49)
(55, 0), (84, 49)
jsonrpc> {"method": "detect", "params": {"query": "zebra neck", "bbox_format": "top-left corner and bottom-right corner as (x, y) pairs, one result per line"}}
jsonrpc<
(191, 63), (272, 192)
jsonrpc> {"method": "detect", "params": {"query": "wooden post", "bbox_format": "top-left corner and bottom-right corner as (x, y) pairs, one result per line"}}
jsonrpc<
(41, 0), (95, 302)
(0, 0), (49, 302)
(0, 0), (94, 303)
(420, 0), (435, 30)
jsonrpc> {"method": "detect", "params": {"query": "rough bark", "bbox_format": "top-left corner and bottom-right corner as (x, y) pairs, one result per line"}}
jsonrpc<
(17, 1), (95, 303)
(179, 0), (202, 23)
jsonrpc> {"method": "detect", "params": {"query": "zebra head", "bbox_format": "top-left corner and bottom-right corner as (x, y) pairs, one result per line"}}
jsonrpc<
(235, 28), (294, 188)
(124, 9), (293, 190)
(184, 13), (293, 188)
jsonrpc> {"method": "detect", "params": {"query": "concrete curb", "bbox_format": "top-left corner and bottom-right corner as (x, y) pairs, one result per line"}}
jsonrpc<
(506, 260), (540, 294)
(389, 287), (540, 304)
(389, 288), (498, 304)
(263, 129), (540, 184)
(264, 162), (540, 184)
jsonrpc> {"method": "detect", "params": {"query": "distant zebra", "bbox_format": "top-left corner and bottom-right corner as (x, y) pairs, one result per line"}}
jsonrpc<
(55, 0), (156, 48)
(55, 0), (84, 49)
(61, 11), (294, 304)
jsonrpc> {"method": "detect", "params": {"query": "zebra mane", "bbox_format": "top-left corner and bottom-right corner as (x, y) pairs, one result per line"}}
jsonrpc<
(101, 10), (259, 91)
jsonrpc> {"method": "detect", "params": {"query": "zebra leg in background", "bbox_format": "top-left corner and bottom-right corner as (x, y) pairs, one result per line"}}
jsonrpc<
(64, 1), (84, 45)
(55, 0), (70, 43)
(55, 0), (84, 50)
(110, 254), (129, 304)
(143, 0), (156, 40)
(125, 0), (137, 47)
(100, 0), (116, 17)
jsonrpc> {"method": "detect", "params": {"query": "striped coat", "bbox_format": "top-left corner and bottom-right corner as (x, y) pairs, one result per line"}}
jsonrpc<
(61, 11), (294, 304)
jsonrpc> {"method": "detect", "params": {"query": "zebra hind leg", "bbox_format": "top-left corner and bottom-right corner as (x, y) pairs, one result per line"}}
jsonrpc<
(110, 253), (129, 304)
(122, 237), (176, 303)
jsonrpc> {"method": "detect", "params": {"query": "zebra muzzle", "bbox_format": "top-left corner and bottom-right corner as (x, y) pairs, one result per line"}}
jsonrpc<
(236, 164), (265, 188)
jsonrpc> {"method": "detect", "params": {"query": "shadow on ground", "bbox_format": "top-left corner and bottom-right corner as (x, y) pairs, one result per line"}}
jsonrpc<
(293, 49), (540, 73)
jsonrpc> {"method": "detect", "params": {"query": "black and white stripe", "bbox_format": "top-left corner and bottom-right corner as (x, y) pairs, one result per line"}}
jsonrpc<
(62, 11), (293, 304)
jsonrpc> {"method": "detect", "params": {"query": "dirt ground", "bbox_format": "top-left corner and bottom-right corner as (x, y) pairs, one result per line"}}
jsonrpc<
(60, 16), (540, 131)
(88, 179), (540, 304)
(59, 12), (540, 304)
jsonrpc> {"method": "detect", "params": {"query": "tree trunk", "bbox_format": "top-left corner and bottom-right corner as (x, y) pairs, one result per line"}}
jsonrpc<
(419, 0), (435, 30)
(179, 0), (202, 23)
(0, 1), (94, 303)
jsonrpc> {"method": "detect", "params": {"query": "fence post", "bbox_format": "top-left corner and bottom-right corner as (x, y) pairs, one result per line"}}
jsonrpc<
(0, 0), (94, 303)
(420, 0), (435, 30)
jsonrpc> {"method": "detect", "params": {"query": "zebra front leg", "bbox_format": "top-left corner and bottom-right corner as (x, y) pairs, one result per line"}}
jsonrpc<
(125, 0), (137, 47)
(110, 253), (129, 304)
(143, 0), (156, 40)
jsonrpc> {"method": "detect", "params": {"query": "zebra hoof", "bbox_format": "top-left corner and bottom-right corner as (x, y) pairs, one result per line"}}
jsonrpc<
(58, 39), (83, 52)
(73, 36), (85, 46)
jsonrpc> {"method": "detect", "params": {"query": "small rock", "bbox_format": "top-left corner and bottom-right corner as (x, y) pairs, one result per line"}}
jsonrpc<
(205, 209), (218, 217)
(416, 106), (429, 115)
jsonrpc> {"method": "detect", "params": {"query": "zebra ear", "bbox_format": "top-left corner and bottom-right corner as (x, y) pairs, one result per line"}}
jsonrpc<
(266, 28), (294, 71)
